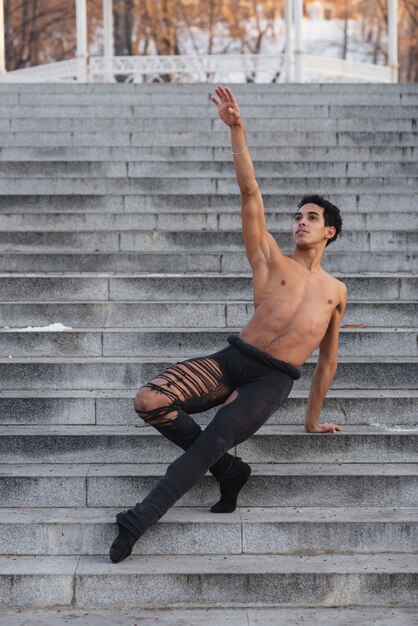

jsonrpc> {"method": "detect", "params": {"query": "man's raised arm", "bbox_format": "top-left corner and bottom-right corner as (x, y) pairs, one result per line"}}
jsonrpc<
(210, 84), (278, 269)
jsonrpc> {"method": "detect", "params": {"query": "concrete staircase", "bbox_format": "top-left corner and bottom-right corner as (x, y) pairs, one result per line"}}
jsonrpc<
(0, 83), (417, 623)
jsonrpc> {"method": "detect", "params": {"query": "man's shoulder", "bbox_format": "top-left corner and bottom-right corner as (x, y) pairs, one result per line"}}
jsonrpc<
(322, 271), (347, 306)
(335, 276), (347, 293)
(323, 270), (346, 291)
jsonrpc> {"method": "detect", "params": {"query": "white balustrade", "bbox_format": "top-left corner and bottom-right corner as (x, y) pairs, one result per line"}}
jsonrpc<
(0, 53), (395, 83)
(0, 59), (79, 82)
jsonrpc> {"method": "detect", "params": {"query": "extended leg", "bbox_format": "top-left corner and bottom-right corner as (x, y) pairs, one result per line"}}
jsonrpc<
(111, 367), (293, 562)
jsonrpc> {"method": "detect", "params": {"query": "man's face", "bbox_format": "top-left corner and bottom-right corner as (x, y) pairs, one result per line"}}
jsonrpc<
(292, 203), (334, 247)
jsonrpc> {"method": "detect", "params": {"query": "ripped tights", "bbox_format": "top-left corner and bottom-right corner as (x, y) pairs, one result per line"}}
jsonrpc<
(116, 335), (301, 539)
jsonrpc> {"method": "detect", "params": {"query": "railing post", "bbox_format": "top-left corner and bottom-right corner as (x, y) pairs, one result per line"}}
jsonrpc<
(294, 0), (304, 82)
(103, 0), (114, 82)
(388, 0), (398, 83)
(284, 0), (293, 82)
(76, 0), (88, 82)
(0, 0), (6, 75)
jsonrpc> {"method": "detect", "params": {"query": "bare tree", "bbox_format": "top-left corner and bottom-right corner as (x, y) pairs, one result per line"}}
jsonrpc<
(3, 0), (417, 82)
(5, 0), (76, 70)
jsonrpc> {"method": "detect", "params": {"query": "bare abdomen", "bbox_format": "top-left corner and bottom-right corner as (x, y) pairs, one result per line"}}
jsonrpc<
(239, 301), (328, 367)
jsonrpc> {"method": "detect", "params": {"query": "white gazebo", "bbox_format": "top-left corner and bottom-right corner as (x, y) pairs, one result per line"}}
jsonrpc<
(0, 0), (399, 82)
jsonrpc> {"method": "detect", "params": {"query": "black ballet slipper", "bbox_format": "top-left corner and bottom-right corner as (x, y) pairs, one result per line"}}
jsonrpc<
(109, 523), (138, 563)
(210, 461), (251, 513)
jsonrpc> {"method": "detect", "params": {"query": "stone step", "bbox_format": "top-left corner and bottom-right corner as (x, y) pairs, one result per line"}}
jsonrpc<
(1, 160), (417, 178)
(1, 104), (417, 119)
(1, 82), (416, 93)
(0, 131), (417, 148)
(0, 273), (415, 301)
(1, 506), (417, 556)
(1, 389), (416, 427)
(1, 145), (416, 162)
(1, 328), (416, 358)
(119, 160), (418, 178)
(1, 607), (417, 626)
(0, 357), (416, 391)
(1, 176), (416, 195)
(1, 210), (416, 232)
(1, 251), (416, 272)
(1, 552), (416, 608)
(2, 100), (407, 121)
(222, 253), (417, 273)
(2, 462), (417, 508)
(205, 211), (418, 232)
(13, 92), (414, 105)
(0, 301), (415, 329)
(1, 192), (414, 213)
(0, 425), (416, 464)
(0, 230), (416, 254)
(1, 118), (417, 134)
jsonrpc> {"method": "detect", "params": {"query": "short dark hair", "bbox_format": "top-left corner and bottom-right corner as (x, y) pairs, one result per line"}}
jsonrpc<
(297, 194), (342, 247)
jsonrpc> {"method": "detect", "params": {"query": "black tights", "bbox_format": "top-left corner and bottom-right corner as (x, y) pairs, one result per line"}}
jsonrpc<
(117, 335), (301, 539)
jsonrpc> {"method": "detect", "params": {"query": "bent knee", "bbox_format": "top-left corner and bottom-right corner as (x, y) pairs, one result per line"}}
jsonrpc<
(134, 387), (161, 414)
(133, 387), (178, 425)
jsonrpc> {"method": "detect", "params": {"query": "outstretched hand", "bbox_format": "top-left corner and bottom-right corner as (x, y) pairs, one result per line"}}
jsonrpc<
(210, 84), (242, 127)
(305, 422), (341, 433)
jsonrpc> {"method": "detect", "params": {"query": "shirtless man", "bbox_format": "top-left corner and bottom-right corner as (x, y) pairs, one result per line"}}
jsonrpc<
(109, 84), (347, 563)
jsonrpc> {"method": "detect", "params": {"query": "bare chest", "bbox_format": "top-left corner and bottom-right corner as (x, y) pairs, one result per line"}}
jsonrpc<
(254, 266), (339, 334)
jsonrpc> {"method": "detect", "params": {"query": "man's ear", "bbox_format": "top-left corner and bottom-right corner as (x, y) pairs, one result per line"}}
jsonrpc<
(326, 226), (336, 240)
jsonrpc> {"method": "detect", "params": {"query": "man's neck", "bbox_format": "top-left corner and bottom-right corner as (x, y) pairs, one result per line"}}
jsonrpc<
(289, 248), (324, 273)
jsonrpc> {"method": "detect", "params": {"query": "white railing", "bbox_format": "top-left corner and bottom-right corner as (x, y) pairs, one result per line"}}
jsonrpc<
(0, 53), (393, 83)
(0, 58), (80, 82)
(303, 55), (392, 83)
(89, 53), (286, 83)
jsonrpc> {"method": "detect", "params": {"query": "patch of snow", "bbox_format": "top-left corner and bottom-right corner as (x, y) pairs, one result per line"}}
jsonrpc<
(369, 422), (418, 433)
(4, 323), (73, 332)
